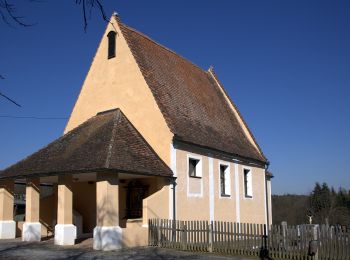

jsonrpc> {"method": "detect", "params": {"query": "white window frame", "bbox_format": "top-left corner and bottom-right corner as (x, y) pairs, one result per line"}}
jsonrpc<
(218, 161), (231, 198)
(187, 154), (202, 178)
(243, 167), (253, 199)
(186, 154), (203, 198)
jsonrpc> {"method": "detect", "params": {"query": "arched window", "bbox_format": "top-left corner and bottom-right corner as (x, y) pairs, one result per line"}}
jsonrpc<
(107, 31), (116, 59)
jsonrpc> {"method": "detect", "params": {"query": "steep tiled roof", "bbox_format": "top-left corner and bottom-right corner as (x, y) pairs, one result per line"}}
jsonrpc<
(119, 22), (266, 163)
(0, 109), (172, 180)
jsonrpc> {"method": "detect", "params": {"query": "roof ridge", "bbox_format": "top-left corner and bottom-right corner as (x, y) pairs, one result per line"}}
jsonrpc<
(104, 109), (121, 168)
(116, 109), (174, 175)
(120, 23), (208, 75)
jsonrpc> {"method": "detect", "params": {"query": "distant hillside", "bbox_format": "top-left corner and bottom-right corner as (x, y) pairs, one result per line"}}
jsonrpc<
(272, 187), (350, 226)
(272, 194), (310, 225)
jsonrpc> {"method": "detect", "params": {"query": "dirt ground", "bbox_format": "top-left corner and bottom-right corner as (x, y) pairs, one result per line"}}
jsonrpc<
(0, 238), (257, 260)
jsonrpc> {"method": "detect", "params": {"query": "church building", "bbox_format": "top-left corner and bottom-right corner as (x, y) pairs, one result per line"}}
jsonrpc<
(0, 13), (272, 250)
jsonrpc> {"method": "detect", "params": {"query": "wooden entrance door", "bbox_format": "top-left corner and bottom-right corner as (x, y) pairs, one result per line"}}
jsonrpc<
(126, 181), (148, 219)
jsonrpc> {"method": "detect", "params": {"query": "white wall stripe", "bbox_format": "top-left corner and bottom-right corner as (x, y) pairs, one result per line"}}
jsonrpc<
(169, 143), (177, 220)
(234, 163), (240, 223)
(268, 179), (272, 225)
(208, 156), (214, 221)
(263, 169), (267, 226)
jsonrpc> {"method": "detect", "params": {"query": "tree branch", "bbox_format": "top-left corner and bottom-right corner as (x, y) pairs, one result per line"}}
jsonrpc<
(75, 0), (112, 32)
(0, 91), (21, 107)
(0, 0), (35, 27)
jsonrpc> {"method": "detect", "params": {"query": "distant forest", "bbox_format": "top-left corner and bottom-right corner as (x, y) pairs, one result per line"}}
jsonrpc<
(272, 182), (350, 226)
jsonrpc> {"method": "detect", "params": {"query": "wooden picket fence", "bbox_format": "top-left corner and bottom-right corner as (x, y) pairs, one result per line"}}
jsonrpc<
(318, 225), (350, 260)
(148, 219), (350, 260)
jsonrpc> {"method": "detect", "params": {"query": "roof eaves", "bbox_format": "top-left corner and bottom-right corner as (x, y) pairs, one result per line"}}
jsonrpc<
(173, 135), (266, 168)
(0, 167), (172, 181)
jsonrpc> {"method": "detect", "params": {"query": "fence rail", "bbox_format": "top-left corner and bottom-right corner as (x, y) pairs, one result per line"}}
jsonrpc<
(148, 219), (350, 260)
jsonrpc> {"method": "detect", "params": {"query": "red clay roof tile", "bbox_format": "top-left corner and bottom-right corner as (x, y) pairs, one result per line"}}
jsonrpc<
(0, 109), (172, 179)
(119, 22), (266, 163)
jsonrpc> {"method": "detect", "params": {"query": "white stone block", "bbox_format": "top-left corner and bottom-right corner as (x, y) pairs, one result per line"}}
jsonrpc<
(0, 220), (16, 239)
(54, 224), (77, 246)
(93, 226), (122, 250)
(22, 222), (41, 242)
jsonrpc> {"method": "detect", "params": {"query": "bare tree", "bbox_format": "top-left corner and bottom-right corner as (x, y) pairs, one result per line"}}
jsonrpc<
(0, 0), (109, 106)
(0, 0), (109, 29)
(0, 0), (35, 27)
(75, 0), (109, 31)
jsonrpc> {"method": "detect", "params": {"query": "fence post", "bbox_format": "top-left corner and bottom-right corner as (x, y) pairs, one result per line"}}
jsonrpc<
(313, 225), (319, 260)
(208, 221), (213, 252)
(157, 219), (161, 247)
(261, 224), (269, 259)
(172, 219), (176, 242)
(148, 219), (151, 245)
(281, 221), (287, 250)
(181, 221), (187, 250)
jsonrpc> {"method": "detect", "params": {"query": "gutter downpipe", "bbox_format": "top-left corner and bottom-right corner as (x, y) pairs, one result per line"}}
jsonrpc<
(171, 176), (177, 221)
(170, 176), (177, 241)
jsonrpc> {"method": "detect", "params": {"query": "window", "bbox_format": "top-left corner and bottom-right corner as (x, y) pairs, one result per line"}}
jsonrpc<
(107, 31), (116, 59)
(220, 164), (231, 197)
(187, 155), (203, 197)
(244, 168), (253, 198)
(188, 158), (200, 177)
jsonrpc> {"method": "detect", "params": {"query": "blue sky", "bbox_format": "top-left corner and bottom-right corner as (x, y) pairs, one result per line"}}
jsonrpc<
(0, 1), (349, 195)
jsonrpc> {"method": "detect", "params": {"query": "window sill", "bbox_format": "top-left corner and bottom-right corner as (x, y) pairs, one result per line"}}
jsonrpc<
(220, 194), (231, 198)
(189, 176), (202, 179)
(244, 195), (253, 199)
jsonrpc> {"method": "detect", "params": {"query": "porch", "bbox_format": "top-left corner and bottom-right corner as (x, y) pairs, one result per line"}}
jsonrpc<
(0, 109), (173, 250)
(0, 172), (170, 250)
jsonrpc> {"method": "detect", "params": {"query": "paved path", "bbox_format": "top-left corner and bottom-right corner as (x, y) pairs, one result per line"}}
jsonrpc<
(0, 239), (257, 260)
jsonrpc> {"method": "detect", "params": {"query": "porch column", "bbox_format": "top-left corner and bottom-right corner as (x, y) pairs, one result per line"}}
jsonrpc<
(93, 173), (122, 250)
(54, 175), (76, 245)
(22, 178), (41, 241)
(0, 180), (15, 239)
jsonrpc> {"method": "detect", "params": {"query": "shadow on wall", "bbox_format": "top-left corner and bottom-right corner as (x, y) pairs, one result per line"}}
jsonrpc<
(94, 195), (121, 250)
(95, 193), (157, 249)
(72, 182), (96, 233)
(142, 178), (170, 223)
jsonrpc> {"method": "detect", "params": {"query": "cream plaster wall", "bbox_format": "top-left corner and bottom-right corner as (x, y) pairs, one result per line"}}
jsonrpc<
(142, 178), (170, 225)
(64, 16), (173, 166)
(238, 164), (266, 224)
(175, 148), (266, 224)
(122, 226), (148, 247)
(25, 178), (40, 222)
(0, 181), (14, 221)
(96, 173), (119, 227)
(213, 160), (236, 222)
(73, 182), (96, 233)
(175, 149), (210, 221)
(40, 191), (57, 229)
(57, 176), (74, 225)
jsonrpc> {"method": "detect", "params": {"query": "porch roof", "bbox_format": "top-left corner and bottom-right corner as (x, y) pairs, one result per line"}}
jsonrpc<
(0, 109), (173, 180)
